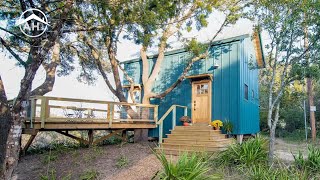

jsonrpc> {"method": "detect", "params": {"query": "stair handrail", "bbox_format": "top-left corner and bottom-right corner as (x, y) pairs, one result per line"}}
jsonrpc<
(156, 105), (188, 144)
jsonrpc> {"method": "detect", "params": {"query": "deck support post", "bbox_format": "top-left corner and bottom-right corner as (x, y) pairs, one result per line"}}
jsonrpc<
(55, 130), (89, 145)
(21, 132), (38, 155)
(237, 134), (244, 144)
(88, 130), (94, 146)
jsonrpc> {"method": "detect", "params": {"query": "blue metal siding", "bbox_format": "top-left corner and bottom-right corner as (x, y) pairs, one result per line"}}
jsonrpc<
(238, 38), (260, 134)
(123, 35), (260, 137)
(212, 42), (240, 134)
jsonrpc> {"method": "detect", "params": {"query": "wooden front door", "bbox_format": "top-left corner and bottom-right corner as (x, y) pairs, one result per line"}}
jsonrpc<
(192, 80), (212, 124)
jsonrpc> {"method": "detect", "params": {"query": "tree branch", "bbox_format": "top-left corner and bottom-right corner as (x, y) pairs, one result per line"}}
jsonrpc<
(0, 37), (27, 68)
(151, 53), (207, 98)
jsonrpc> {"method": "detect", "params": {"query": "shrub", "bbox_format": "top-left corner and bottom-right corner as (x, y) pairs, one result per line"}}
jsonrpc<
(115, 155), (129, 168)
(80, 170), (98, 180)
(243, 164), (302, 180)
(154, 151), (221, 180)
(216, 137), (268, 166)
(293, 146), (320, 174)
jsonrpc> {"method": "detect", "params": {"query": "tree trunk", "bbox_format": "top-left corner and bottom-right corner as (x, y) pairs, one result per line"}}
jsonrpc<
(0, 75), (12, 179)
(307, 78), (316, 142)
(268, 126), (276, 163)
(2, 114), (23, 180)
(134, 96), (151, 142)
(268, 103), (280, 164)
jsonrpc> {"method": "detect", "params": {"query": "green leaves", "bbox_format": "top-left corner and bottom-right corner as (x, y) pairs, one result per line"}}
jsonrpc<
(154, 151), (220, 180)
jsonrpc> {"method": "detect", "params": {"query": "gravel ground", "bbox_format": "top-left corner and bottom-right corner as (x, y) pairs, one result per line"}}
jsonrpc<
(14, 142), (162, 180)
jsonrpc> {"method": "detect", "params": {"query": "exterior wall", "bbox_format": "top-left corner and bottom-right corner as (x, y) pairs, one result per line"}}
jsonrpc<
(238, 38), (260, 134)
(123, 35), (261, 137)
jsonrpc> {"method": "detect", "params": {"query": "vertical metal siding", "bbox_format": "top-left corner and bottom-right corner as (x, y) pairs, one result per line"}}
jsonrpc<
(123, 36), (260, 137)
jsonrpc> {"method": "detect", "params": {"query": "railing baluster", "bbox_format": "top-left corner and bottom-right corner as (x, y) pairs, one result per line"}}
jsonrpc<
(40, 97), (48, 128)
(184, 107), (187, 116)
(108, 104), (114, 128)
(154, 106), (158, 125)
(159, 122), (163, 145)
(172, 106), (176, 130)
(30, 98), (36, 129)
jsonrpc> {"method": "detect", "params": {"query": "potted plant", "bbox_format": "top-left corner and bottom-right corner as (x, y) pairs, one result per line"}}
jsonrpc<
(210, 120), (223, 130)
(222, 119), (233, 138)
(180, 116), (191, 126)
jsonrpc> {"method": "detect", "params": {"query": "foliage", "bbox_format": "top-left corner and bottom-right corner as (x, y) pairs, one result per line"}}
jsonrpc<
(293, 146), (320, 175)
(243, 164), (303, 180)
(222, 119), (233, 134)
(80, 170), (99, 180)
(154, 151), (220, 180)
(211, 120), (223, 128)
(101, 136), (123, 145)
(180, 116), (191, 123)
(40, 169), (71, 180)
(216, 137), (268, 167)
(115, 155), (129, 168)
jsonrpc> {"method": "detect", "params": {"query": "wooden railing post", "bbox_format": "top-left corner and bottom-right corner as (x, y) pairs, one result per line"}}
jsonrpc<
(30, 98), (36, 128)
(159, 122), (163, 145)
(108, 104), (114, 128)
(172, 106), (176, 130)
(154, 106), (158, 125)
(40, 97), (48, 128)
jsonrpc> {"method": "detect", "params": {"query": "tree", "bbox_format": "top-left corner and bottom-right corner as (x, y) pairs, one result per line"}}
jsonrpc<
(254, 0), (320, 163)
(0, 0), (75, 178)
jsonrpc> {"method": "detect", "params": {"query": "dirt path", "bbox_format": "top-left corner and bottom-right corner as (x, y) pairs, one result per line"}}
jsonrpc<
(274, 138), (313, 162)
(13, 143), (162, 180)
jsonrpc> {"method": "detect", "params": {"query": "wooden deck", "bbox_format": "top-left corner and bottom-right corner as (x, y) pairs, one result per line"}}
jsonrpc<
(21, 96), (159, 152)
(23, 96), (158, 131)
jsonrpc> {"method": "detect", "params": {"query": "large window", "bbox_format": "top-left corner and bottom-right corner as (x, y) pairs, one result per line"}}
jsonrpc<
(244, 84), (248, 100)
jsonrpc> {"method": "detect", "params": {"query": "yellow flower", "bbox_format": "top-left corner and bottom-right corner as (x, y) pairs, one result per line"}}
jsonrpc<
(211, 120), (223, 128)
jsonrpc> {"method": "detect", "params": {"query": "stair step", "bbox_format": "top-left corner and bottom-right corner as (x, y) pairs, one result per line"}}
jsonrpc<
(167, 134), (226, 140)
(161, 143), (229, 150)
(174, 126), (212, 130)
(155, 147), (225, 156)
(163, 138), (234, 145)
(170, 130), (222, 135)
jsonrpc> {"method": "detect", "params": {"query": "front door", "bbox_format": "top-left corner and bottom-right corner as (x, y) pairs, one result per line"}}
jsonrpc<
(192, 80), (212, 124)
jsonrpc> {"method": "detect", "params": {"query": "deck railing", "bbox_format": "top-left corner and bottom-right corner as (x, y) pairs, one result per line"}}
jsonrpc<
(156, 105), (188, 144)
(28, 96), (158, 128)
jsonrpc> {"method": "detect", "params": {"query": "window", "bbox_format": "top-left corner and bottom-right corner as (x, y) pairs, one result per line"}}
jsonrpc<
(196, 84), (209, 94)
(244, 84), (248, 100)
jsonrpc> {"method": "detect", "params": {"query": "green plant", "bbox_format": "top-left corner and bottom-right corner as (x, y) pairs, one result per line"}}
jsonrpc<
(116, 155), (129, 168)
(80, 170), (98, 180)
(223, 119), (233, 134)
(216, 137), (268, 167)
(42, 151), (58, 164)
(293, 146), (320, 175)
(40, 169), (57, 180)
(154, 151), (221, 180)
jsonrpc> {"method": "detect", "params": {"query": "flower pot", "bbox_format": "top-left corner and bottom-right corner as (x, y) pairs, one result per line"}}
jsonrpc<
(183, 122), (189, 126)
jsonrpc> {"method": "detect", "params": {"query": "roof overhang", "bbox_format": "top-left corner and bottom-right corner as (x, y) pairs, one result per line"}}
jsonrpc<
(186, 74), (213, 81)
(253, 32), (266, 68)
(122, 84), (141, 90)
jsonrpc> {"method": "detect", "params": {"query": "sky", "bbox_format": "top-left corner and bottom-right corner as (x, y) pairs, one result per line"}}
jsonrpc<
(0, 11), (260, 101)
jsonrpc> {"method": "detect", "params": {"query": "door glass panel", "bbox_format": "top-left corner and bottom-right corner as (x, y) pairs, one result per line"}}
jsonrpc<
(196, 83), (209, 94)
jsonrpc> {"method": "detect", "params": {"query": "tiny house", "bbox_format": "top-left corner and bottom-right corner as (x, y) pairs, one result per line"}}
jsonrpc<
(122, 34), (265, 140)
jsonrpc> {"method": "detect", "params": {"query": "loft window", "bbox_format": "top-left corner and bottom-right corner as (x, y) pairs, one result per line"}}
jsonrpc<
(244, 84), (248, 100)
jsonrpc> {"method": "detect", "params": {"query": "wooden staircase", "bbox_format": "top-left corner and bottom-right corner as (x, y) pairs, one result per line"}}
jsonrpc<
(156, 125), (234, 155)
